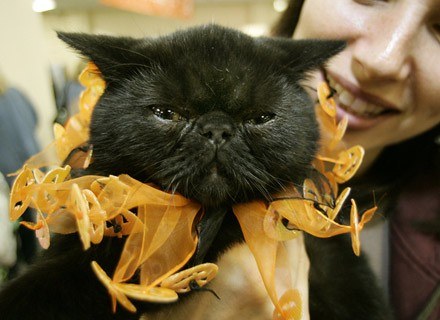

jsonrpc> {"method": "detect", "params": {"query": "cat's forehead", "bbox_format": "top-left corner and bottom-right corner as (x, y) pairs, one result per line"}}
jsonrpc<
(141, 26), (283, 81)
(140, 59), (286, 115)
(133, 45), (287, 114)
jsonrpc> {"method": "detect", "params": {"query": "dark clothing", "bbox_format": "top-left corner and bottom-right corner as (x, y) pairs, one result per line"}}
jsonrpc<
(390, 164), (440, 319)
(0, 87), (40, 185)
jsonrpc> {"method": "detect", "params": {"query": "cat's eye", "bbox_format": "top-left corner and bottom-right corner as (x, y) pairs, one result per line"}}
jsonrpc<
(246, 113), (275, 125)
(151, 106), (184, 122)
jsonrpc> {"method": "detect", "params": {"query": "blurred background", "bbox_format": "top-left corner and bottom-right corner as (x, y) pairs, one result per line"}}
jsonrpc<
(0, 0), (286, 281)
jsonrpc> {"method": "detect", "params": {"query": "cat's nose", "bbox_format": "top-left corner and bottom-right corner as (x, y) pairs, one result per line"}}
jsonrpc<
(196, 111), (234, 146)
(200, 123), (233, 145)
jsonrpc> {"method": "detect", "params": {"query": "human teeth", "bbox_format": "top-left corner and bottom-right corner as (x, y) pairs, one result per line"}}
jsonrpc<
(371, 107), (384, 115)
(328, 77), (336, 87)
(326, 75), (387, 117)
(339, 90), (355, 106)
(361, 101), (386, 115)
(334, 83), (343, 93)
(351, 98), (368, 114)
(366, 105), (381, 115)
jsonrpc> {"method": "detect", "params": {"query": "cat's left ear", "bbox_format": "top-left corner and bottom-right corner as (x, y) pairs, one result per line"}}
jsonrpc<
(261, 37), (346, 74)
(57, 32), (146, 81)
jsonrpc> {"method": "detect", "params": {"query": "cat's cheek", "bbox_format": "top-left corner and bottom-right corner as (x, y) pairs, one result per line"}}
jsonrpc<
(151, 124), (185, 139)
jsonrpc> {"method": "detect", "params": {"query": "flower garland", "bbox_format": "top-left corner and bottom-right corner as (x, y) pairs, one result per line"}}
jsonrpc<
(9, 62), (376, 319)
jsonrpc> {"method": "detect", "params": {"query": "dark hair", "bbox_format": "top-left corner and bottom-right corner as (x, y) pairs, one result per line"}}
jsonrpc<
(271, 0), (305, 37)
(271, 0), (440, 218)
(350, 127), (440, 216)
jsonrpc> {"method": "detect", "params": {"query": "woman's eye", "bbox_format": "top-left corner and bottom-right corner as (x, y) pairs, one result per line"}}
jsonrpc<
(151, 106), (184, 122)
(354, 0), (387, 3)
(433, 23), (440, 42)
(247, 113), (275, 125)
(353, 0), (387, 6)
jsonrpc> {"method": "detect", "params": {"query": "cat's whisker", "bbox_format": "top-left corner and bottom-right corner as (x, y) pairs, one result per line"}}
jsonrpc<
(223, 186), (238, 203)
(163, 175), (177, 193)
(169, 180), (181, 198)
(164, 174), (183, 197)
(238, 171), (272, 202)
(239, 153), (299, 191)
(236, 161), (276, 197)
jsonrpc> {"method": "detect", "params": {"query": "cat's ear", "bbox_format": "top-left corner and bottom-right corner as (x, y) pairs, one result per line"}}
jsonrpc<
(262, 37), (346, 74)
(57, 32), (146, 80)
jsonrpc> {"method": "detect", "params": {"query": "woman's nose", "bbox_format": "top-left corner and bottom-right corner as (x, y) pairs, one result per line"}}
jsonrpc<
(351, 16), (415, 83)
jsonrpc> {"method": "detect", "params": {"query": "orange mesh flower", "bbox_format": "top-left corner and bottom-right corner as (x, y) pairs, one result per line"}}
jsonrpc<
(9, 64), (376, 319)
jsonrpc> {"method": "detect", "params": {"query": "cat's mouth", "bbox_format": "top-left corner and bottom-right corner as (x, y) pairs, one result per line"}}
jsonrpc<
(207, 162), (228, 179)
(203, 155), (227, 177)
(210, 164), (218, 175)
(191, 162), (231, 205)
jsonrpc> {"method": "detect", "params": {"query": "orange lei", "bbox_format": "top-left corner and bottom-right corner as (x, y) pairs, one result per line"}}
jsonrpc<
(9, 62), (375, 319)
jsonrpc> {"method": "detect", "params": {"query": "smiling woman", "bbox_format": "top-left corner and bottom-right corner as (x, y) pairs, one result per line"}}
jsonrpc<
(273, 0), (440, 319)
(275, 0), (440, 166)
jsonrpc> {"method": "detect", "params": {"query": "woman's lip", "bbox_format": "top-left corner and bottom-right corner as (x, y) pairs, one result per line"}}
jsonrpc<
(325, 70), (400, 111)
(335, 103), (394, 130)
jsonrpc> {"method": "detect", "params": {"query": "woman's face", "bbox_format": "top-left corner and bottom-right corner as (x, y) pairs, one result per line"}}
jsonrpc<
(294, 0), (440, 155)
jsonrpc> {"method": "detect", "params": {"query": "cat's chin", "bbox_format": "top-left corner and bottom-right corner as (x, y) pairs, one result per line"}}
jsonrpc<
(186, 173), (235, 207)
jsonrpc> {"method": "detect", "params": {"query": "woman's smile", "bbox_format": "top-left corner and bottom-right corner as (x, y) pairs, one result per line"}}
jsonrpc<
(324, 70), (401, 130)
(294, 0), (440, 154)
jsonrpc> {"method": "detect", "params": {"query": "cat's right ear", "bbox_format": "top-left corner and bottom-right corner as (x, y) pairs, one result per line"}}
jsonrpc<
(260, 37), (346, 76)
(57, 32), (146, 80)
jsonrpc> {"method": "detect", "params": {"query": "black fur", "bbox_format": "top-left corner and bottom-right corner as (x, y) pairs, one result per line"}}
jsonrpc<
(0, 25), (390, 319)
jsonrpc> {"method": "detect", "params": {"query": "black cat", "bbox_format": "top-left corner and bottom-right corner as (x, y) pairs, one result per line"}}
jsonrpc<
(0, 25), (391, 319)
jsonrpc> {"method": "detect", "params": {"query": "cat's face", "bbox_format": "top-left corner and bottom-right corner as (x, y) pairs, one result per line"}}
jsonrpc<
(59, 25), (344, 206)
